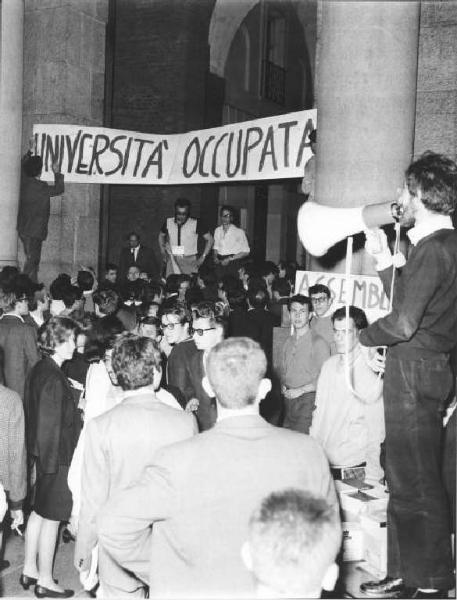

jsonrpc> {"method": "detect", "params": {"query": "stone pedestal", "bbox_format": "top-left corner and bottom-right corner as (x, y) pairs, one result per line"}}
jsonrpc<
(0, 0), (24, 267)
(312, 1), (420, 275)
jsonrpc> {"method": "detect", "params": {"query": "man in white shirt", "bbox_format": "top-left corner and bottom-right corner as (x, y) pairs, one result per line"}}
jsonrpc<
(213, 205), (250, 277)
(310, 306), (385, 482)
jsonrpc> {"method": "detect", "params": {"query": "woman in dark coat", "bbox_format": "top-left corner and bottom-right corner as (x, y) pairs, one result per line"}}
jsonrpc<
(21, 316), (81, 598)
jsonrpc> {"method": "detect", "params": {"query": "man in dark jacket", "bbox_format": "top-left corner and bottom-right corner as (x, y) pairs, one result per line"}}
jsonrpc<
(17, 152), (64, 283)
(359, 152), (457, 599)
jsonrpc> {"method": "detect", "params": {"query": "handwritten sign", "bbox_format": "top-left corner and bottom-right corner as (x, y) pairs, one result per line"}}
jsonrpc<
(33, 109), (316, 185)
(295, 270), (390, 323)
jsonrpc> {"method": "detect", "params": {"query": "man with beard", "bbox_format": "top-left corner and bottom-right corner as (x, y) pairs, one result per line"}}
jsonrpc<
(359, 152), (457, 599)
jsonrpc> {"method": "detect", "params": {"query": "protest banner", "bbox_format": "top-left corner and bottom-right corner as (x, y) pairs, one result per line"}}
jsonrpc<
(295, 270), (390, 323)
(33, 109), (316, 185)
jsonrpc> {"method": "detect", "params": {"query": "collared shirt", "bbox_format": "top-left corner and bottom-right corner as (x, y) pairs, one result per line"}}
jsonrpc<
(131, 245), (140, 261)
(213, 224), (250, 256)
(217, 406), (259, 422)
(0, 313), (24, 323)
(280, 329), (330, 389)
(309, 315), (336, 353)
(407, 214), (453, 246)
(310, 347), (385, 479)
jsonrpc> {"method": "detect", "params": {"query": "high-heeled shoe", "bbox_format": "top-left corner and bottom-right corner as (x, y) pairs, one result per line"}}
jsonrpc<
(20, 574), (37, 590)
(34, 585), (74, 598)
(20, 575), (58, 590)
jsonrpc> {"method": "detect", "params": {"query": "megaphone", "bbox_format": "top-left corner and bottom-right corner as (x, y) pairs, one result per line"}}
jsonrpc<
(297, 200), (402, 256)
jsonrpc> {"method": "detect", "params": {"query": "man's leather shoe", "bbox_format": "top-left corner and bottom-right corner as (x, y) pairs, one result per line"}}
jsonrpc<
(360, 576), (405, 597)
(34, 585), (74, 598)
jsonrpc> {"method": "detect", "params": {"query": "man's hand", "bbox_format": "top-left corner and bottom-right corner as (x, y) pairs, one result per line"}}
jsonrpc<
(186, 398), (199, 412)
(366, 347), (386, 374)
(28, 137), (36, 154)
(196, 255), (206, 269)
(364, 228), (389, 256)
(220, 258), (231, 267)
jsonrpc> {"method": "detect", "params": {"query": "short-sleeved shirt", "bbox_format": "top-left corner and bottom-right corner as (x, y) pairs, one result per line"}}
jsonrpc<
(213, 224), (250, 256)
(161, 217), (209, 256)
(160, 218), (208, 238)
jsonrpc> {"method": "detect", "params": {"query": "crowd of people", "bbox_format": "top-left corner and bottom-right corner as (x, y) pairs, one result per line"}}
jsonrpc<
(0, 150), (455, 600)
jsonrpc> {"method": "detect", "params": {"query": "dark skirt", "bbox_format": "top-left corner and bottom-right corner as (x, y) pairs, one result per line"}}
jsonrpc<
(34, 464), (72, 522)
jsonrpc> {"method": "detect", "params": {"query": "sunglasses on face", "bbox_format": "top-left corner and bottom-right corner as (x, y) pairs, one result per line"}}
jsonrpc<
(190, 327), (216, 336)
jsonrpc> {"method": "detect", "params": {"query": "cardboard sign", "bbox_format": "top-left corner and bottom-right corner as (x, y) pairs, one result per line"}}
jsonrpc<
(295, 270), (390, 323)
(33, 109), (316, 185)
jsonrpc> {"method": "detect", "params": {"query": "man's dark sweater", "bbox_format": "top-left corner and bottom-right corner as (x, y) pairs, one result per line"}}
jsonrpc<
(17, 171), (64, 240)
(360, 229), (457, 358)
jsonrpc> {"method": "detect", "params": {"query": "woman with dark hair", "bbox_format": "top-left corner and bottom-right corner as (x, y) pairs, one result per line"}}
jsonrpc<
(22, 316), (81, 598)
(67, 316), (124, 539)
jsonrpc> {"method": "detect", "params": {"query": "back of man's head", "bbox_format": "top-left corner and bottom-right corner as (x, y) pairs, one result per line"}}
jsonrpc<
(245, 489), (341, 598)
(24, 154), (43, 178)
(112, 334), (162, 391)
(77, 270), (95, 292)
(206, 337), (266, 409)
(247, 287), (268, 309)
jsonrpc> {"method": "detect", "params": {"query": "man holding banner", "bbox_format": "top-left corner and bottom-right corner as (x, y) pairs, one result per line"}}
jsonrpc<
(17, 150), (64, 282)
(158, 198), (213, 277)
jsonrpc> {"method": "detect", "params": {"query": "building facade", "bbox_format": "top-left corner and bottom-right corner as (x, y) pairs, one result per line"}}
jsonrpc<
(0, 0), (456, 283)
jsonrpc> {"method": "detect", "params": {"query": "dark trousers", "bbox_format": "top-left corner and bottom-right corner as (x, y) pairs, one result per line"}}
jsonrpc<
(383, 354), (454, 590)
(282, 391), (316, 434)
(20, 235), (43, 283)
(442, 407), (456, 535)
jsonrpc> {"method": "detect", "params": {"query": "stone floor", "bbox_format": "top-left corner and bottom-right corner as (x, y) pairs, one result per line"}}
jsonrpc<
(0, 526), (454, 599)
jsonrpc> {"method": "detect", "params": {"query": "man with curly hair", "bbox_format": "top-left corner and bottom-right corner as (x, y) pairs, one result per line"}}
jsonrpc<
(360, 153), (457, 599)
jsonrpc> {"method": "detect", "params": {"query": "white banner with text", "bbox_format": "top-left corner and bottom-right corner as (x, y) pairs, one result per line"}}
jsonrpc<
(295, 270), (390, 323)
(33, 109), (316, 185)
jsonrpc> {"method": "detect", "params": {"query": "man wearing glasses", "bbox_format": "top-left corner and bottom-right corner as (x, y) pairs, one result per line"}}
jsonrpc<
(187, 302), (225, 431)
(158, 198), (213, 276)
(309, 284), (335, 354)
(161, 303), (198, 409)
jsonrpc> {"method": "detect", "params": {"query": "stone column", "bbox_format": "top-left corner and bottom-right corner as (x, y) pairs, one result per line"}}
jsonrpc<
(0, 0), (24, 267)
(312, 1), (420, 274)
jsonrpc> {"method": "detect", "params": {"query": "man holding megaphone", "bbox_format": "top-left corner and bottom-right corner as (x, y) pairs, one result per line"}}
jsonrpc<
(298, 152), (457, 599)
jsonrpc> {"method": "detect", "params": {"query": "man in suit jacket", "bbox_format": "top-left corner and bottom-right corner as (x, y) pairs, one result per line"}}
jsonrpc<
(0, 384), (27, 536)
(97, 337), (337, 599)
(187, 302), (225, 431)
(118, 232), (158, 281)
(246, 287), (279, 367)
(0, 288), (39, 400)
(75, 335), (197, 597)
(17, 151), (65, 282)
